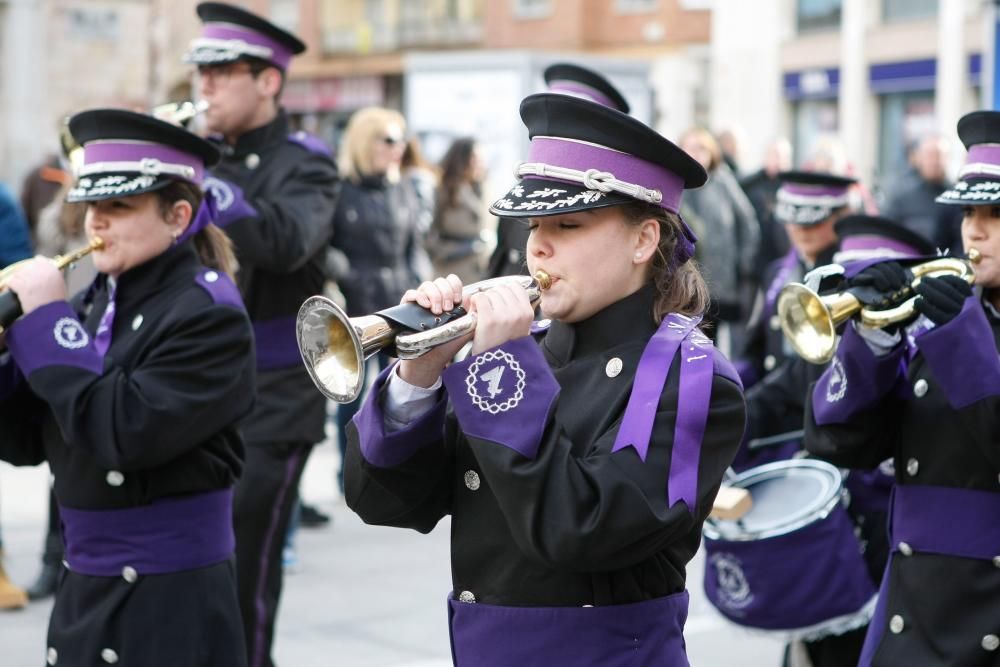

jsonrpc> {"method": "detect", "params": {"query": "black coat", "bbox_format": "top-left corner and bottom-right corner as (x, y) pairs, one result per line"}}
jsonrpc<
(329, 175), (425, 316)
(485, 217), (530, 279)
(209, 111), (339, 446)
(0, 243), (255, 666)
(345, 285), (745, 607)
(805, 301), (1000, 666)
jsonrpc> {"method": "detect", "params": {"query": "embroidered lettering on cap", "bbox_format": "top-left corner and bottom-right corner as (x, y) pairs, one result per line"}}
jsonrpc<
(54, 318), (90, 349)
(203, 177), (235, 210)
(826, 357), (847, 402)
(465, 350), (525, 414)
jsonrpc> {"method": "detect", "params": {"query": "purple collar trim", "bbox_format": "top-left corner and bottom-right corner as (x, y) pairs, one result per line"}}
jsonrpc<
(547, 80), (618, 109)
(83, 141), (205, 184)
(527, 136), (685, 214)
(612, 312), (715, 513)
(175, 186), (219, 245)
(60, 488), (235, 576)
(200, 22), (293, 69)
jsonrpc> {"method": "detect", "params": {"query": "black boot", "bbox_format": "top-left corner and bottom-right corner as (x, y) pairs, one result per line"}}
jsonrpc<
(26, 562), (60, 601)
(299, 502), (331, 528)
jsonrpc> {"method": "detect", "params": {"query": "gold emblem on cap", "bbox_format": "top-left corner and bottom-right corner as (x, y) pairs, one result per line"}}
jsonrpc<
(605, 357), (623, 378)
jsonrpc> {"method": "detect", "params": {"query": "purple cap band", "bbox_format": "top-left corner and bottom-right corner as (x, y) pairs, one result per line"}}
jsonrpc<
(547, 81), (618, 110)
(201, 22), (293, 69)
(961, 143), (1000, 179)
(780, 183), (850, 198)
(528, 136), (685, 213)
(840, 235), (922, 256)
(84, 141), (204, 184)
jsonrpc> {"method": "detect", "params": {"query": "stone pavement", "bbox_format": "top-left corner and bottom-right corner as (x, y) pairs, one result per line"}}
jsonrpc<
(1, 442), (785, 666)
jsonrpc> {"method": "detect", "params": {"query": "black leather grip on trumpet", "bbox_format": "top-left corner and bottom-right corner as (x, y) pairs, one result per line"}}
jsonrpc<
(0, 290), (22, 334)
(375, 302), (468, 335)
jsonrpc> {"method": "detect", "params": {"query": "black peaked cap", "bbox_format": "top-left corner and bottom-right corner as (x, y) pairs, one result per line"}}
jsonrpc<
(196, 2), (306, 55)
(956, 110), (1000, 150)
(835, 214), (937, 255)
(70, 109), (220, 168)
(543, 63), (630, 114)
(777, 170), (857, 188)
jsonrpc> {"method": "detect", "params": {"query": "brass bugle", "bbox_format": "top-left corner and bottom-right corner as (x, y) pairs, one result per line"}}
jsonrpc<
(0, 237), (105, 335)
(777, 251), (980, 364)
(296, 272), (550, 403)
(151, 100), (209, 127)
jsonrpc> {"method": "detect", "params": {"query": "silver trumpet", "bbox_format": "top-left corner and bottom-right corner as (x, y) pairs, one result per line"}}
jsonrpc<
(296, 273), (550, 403)
(151, 100), (209, 127)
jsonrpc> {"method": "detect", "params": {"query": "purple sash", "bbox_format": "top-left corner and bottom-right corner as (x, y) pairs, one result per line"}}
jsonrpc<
(612, 312), (714, 513)
(448, 591), (689, 666)
(60, 488), (235, 577)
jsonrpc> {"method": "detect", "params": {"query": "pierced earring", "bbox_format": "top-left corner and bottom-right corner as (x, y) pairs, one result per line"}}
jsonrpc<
(634, 252), (643, 259)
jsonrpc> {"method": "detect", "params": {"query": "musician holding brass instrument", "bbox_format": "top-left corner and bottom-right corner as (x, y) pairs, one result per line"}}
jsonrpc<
(184, 4), (339, 665)
(0, 109), (254, 665)
(333, 93), (745, 664)
(804, 110), (1000, 666)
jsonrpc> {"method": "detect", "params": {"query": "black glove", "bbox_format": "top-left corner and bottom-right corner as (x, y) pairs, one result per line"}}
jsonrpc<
(847, 261), (912, 309)
(914, 275), (972, 325)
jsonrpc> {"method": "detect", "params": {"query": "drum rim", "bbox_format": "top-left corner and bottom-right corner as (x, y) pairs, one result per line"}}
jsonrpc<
(703, 459), (843, 541)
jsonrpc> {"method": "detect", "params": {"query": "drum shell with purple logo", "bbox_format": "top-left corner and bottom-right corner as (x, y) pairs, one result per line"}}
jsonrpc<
(702, 459), (877, 640)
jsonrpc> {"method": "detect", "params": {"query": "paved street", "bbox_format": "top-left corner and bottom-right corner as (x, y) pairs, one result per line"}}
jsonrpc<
(1, 442), (784, 666)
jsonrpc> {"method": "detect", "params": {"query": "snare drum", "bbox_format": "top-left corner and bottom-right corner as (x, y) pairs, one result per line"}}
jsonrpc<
(702, 459), (877, 641)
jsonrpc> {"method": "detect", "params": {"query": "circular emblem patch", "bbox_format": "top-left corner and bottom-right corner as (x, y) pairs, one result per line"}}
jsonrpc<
(709, 552), (754, 610)
(826, 357), (847, 403)
(203, 177), (235, 211)
(53, 317), (89, 349)
(465, 350), (526, 414)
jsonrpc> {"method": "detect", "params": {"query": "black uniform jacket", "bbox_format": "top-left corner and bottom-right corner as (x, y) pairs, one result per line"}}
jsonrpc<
(739, 245), (837, 444)
(805, 301), (1000, 666)
(209, 111), (338, 446)
(0, 243), (254, 505)
(345, 285), (746, 606)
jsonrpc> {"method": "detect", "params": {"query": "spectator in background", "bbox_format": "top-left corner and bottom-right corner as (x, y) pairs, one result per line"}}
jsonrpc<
(742, 137), (793, 273)
(427, 137), (487, 284)
(717, 127), (744, 178)
(328, 106), (428, 493)
(0, 183), (32, 268)
(19, 154), (69, 243)
(679, 127), (760, 356)
(400, 136), (436, 281)
(880, 134), (963, 255)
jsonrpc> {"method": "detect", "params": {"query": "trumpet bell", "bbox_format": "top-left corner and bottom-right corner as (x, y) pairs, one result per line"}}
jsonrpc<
(777, 283), (862, 365)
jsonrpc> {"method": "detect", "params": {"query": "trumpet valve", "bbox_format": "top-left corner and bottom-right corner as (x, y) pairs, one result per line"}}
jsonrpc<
(534, 270), (552, 290)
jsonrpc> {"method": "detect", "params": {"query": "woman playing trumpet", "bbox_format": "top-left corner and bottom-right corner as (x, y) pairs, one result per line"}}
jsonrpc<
(0, 109), (254, 666)
(342, 93), (746, 665)
(804, 110), (1000, 666)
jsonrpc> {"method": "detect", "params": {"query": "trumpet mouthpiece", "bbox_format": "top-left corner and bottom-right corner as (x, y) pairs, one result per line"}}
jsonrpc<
(969, 248), (982, 264)
(534, 270), (552, 290)
(91, 237), (106, 251)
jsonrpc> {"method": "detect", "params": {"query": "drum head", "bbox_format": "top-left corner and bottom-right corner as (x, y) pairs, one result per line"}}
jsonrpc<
(704, 459), (842, 541)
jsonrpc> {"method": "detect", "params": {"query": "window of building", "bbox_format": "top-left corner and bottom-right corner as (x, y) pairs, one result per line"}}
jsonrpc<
(793, 99), (839, 167)
(877, 91), (935, 186)
(883, 0), (937, 23)
(796, 0), (841, 33)
(616, 0), (659, 14)
(513, 0), (552, 19)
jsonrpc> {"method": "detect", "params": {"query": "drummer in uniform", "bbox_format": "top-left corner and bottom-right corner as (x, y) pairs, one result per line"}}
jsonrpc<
(0, 109), (254, 665)
(485, 62), (631, 279)
(344, 92), (746, 665)
(735, 171), (855, 471)
(805, 110), (1000, 666)
(184, 4), (339, 666)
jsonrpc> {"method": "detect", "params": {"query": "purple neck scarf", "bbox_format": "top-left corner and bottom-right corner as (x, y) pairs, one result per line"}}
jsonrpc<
(612, 312), (715, 513)
(93, 281), (117, 357)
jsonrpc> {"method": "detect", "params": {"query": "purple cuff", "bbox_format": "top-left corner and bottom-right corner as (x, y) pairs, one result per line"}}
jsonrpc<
(443, 337), (559, 460)
(0, 352), (22, 401)
(202, 176), (258, 228)
(355, 364), (448, 468)
(915, 297), (1000, 409)
(7, 301), (103, 377)
(812, 323), (906, 425)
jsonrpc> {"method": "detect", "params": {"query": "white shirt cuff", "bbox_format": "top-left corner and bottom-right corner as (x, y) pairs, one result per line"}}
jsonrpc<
(853, 320), (902, 356)
(383, 363), (442, 433)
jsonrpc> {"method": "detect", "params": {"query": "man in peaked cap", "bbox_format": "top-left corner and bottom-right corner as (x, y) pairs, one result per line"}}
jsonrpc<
(184, 4), (339, 666)
(485, 62), (632, 280)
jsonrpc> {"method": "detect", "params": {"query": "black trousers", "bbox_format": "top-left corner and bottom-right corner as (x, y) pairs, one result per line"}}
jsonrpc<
(43, 487), (65, 566)
(234, 442), (312, 667)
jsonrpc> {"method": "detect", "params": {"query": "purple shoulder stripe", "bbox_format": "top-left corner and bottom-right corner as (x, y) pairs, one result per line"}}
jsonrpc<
(194, 269), (245, 310)
(915, 297), (1000, 409)
(812, 323), (906, 426)
(288, 131), (333, 157)
(6, 301), (103, 377)
(355, 364), (448, 468)
(443, 336), (559, 460)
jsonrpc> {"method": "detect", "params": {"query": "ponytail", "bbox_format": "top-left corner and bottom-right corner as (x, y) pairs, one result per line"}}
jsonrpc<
(156, 180), (238, 280)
